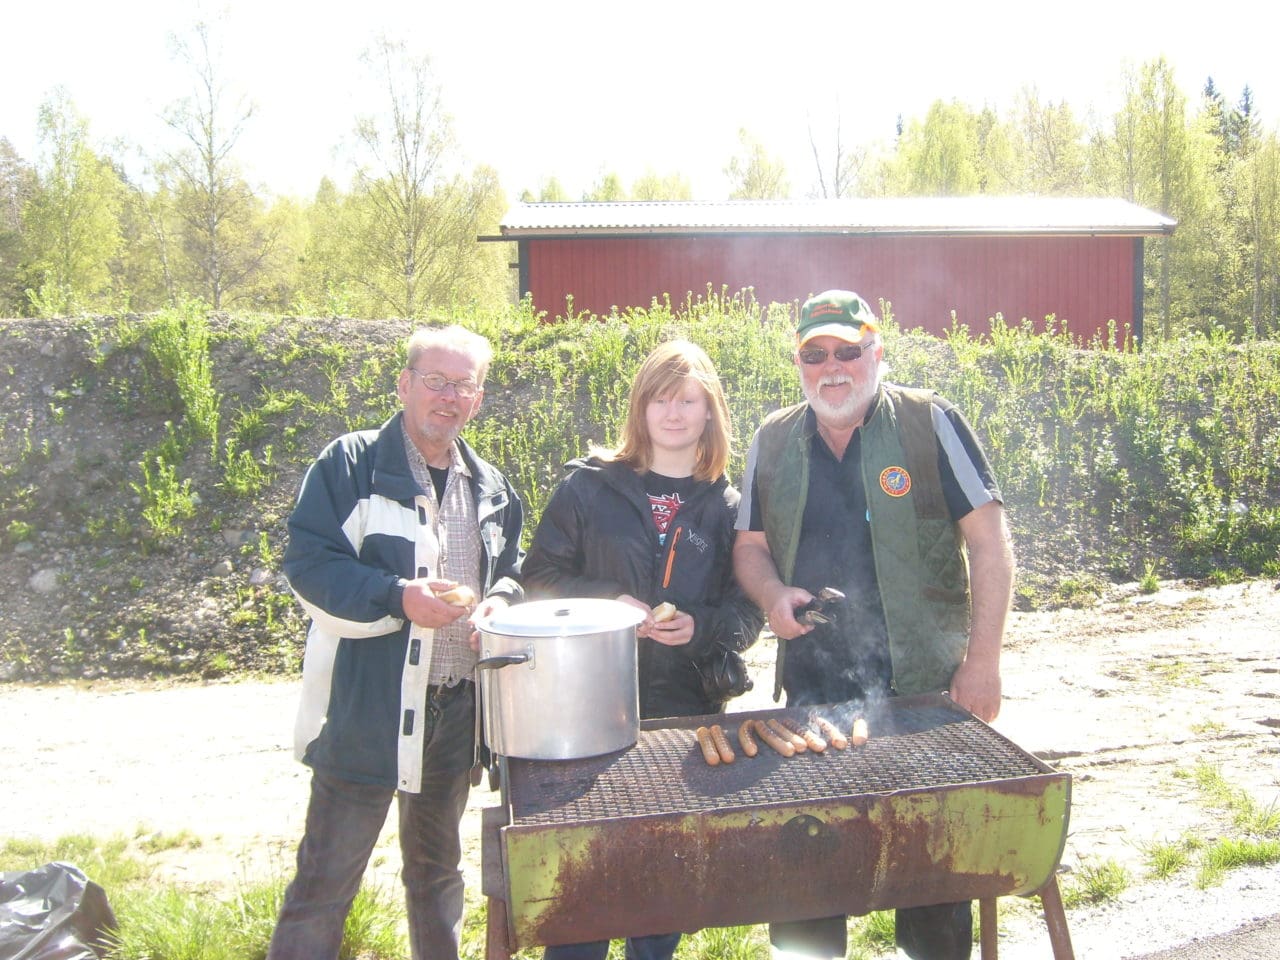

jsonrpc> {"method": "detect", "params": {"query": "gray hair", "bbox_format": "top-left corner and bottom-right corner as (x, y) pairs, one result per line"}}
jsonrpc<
(405, 325), (495, 384)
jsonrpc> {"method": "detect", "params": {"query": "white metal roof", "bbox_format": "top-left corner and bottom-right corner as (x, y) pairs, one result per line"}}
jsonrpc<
(497, 197), (1176, 238)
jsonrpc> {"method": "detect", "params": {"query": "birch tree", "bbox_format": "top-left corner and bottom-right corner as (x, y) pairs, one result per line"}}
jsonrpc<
(1237, 133), (1280, 336)
(20, 90), (123, 315)
(350, 37), (506, 317)
(162, 19), (272, 309)
(889, 100), (983, 196)
(725, 129), (790, 199)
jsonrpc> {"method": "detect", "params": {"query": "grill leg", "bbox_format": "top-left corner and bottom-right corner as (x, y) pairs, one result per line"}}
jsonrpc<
(1037, 877), (1075, 960)
(486, 895), (512, 960)
(979, 898), (998, 959)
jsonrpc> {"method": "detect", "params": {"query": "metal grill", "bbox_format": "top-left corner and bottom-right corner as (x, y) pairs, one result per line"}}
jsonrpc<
(486, 694), (1073, 957)
(508, 700), (1048, 825)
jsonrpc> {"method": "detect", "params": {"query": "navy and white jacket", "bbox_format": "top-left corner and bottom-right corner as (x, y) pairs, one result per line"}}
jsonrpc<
(283, 412), (524, 792)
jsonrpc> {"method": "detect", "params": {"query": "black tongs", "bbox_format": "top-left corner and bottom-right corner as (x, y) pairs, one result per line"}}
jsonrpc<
(795, 586), (845, 626)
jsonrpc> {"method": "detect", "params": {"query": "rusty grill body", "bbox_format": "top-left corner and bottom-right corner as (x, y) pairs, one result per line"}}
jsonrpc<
(482, 694), (1070, 951)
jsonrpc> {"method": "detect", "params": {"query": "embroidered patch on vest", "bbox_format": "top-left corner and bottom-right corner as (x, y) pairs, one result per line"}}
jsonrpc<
(879, 465), (912, 497)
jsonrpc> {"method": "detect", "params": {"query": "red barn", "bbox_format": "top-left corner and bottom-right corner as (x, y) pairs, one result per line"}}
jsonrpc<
(488, 197), (1176, 343)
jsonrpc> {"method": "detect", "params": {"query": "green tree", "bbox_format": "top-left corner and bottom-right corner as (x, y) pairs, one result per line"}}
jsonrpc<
(1197, 80), (1257, 331)
(119, 173), (181, 310)
(1136, 60), (1222, 337)
(20, 89), (123, 315)
(243, 194), (309, 312)
(583, 171), (626, 202)
(1090, 59), (1222, 338)
(0, 138), (36, 315)
(350, 38), (507, 317)
(630, 169), (692, 201)
(987, 87), (1086, 194)
(725, 128), (790, 199)
(161, 19), (274, 309)
(520, 177), (570, 202)
(294, 177), (360, 315)
(1236, 132), (1280, 336)
(888, 100), (984, 196)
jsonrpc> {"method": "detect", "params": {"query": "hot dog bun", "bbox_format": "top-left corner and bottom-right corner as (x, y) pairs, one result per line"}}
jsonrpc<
(652, 601), (678, 622)
(850, 716), (869, 747)
(433, 584), (477, 607)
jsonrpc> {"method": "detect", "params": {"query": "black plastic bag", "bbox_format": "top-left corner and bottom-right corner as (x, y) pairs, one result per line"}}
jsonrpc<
(694, 646), (754, 703)
(0, 862), (117, 960)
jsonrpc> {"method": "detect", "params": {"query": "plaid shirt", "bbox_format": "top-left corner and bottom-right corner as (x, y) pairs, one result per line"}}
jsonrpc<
(402, 424), (482, 686)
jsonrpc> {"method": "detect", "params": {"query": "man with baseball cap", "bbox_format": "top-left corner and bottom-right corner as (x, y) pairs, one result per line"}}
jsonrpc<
(733, 289), (1015, 959)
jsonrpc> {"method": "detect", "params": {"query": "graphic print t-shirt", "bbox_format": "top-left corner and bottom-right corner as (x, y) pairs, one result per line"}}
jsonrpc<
(643, 471), (699, 546)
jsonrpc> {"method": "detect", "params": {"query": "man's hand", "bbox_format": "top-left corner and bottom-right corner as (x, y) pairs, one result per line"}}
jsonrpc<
(952, 501), (1014, 724)
(401, 578), (472, 629)
(949, 657), (1002, 722)
(733, 531), (814, 640)
(764, 587), (816, 641)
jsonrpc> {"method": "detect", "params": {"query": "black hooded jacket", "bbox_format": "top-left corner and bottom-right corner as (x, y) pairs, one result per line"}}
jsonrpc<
(522, 457), (764, 719)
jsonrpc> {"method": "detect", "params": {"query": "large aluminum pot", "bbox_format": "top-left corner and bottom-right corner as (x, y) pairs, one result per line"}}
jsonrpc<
(475, 598), (645, 760)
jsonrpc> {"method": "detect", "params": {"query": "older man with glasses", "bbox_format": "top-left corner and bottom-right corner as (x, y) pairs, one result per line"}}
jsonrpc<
(733, 290), (1015, 960)
(268, 325), (525, 960)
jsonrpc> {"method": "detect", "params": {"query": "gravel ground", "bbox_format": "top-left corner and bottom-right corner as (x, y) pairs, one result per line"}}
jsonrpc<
(989, 864), (1280, 958)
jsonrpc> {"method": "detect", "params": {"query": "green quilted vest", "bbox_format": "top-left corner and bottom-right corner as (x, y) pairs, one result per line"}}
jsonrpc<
(753, 386), (971, 699)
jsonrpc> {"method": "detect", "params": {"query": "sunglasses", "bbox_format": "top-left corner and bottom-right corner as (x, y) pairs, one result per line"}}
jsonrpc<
(798, 343), (871, 365)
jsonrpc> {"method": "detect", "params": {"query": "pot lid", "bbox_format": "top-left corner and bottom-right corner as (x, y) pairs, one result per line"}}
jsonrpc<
(478, 598), (646, 637)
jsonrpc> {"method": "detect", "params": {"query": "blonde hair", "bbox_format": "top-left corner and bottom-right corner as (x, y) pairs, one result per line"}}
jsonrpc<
(593, 339), (732, 482)
(405, 325), (494, 384)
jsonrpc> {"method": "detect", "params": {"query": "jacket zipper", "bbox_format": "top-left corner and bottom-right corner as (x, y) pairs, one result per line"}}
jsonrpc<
(662, 525), (682, 589)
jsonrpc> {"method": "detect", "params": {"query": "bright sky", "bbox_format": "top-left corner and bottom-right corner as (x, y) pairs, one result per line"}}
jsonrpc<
(5, 1), (1278, 202)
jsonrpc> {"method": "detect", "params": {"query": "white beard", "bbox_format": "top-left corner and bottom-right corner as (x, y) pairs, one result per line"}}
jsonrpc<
(803, 373), (878, 425)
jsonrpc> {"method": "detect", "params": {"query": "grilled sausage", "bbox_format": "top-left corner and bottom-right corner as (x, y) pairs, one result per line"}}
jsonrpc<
(782, 717), (827, 753)
(736, 720), (759, 758)
(850, 717), (869, 747)
(695, 726), (721, 766)
(814, 717), (849, 750)
(709, 723), (735, 764)
(755, 719), (795, 757)
(768, 718), (807, 753)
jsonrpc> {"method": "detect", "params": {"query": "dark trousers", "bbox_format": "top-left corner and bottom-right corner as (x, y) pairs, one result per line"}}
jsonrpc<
(544, 931), (683, 960)
(769, 902), (973, 959)
(267, 681), (475, 960)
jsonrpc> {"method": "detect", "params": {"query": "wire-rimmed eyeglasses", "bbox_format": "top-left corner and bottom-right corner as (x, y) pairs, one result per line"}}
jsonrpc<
(407, 369), (480, 399)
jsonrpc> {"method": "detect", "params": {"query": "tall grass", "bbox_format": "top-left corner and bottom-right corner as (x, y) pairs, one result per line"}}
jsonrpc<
(0, 833), (406, 960)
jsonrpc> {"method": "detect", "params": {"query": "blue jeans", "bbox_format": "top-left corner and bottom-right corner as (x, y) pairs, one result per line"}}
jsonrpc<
(544, 932), (683, 960)
(769, 902), (973, 959)
(267, 681), (475, 960)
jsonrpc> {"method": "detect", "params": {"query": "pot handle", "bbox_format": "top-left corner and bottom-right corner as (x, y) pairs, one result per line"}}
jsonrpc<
(476, 652), (531, 670)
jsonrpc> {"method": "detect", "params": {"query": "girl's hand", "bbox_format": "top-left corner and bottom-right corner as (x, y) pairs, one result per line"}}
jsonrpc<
(616, 593), (655, 637)
(649, 610), (694, 646)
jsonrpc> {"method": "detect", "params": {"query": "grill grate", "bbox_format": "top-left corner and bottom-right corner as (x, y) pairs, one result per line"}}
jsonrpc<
(508, 703), (1048, 825)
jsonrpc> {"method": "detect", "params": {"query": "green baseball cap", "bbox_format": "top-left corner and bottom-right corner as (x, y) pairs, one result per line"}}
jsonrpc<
(797, 290), (879, 345)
